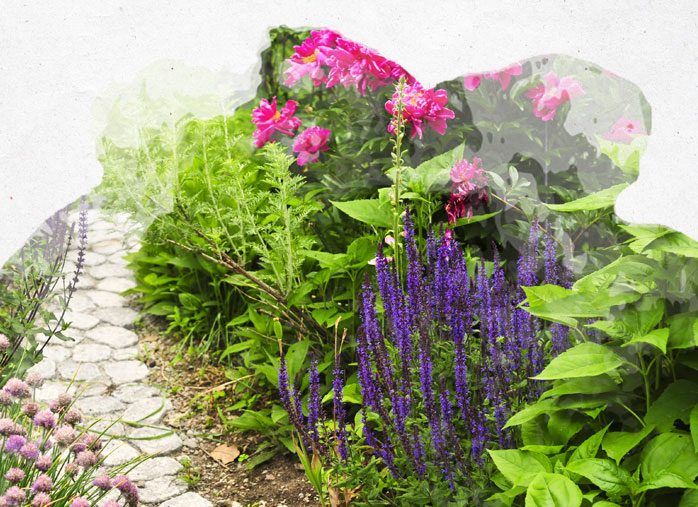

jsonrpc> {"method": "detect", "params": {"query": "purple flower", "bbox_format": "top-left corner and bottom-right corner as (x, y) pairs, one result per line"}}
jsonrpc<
(22, 402), (40, 418)
(25, 371), (44, 387)
(63, 408), (82, 425)
(0, 417), (14, 435)
(70, 497), (90, 507)
(332, 363), (349, 463)
(3, 378), (30, 398)
(0, 390), (13, 406)
(31, 474), (53, 493)
(34, 455), (53, 471)
(20, 441), (39, 460)
(5, 434), (26, 453)
(5, 468), (25, 483)
(113, 475), (138, 507)
(4, 486), (25, 506)
(103, 502), (122, 507)
(307, 358), (325, 455)
(33, 410), (56, 429)
(92, 474), (112, 490)
(76, 449), (98, 467)
(53, 425), (76, 446)
(31, 493), (52, 507)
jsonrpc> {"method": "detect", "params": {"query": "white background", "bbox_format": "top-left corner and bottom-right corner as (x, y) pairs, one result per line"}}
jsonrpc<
(2, 1), (697, 265)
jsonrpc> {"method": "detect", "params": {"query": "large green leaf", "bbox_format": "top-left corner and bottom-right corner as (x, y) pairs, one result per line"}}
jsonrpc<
(330, 199), (393, 228)
(504, 399), (562, 429)
(524, 473), (582, 507)
(641, 433), (698, 480)
(532, 343), (623, 380)
(452, 210), (501, 227)
(487, 449), (552, 486)
(622, 328), (670, 354)
(602, 425), (655, 464)
(645, 380), (698, 432)
(540, 375), (618, 401)
(680, 489), (698, 507)
(409, 142), (466, 192)
(668, 313), (698, 349)
(645, 231), (698, 258)
(565, 458), (635, 496)
(545, 183), (628, 212)
(569, 424), (612, 464)
(691, 404), (698, 453)
(636, 471), (698, 493)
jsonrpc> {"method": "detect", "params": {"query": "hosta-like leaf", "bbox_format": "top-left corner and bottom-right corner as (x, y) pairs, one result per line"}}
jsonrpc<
(524, 473), (583, 507)
(532, 343), (623, 380)
(487, 449), (552, 486)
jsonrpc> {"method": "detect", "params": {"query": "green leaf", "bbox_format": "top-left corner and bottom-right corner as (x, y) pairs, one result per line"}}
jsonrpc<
(410, 142), (465, 192)
(645, 380), (698, 432)
(452, 210), (502, 227)
(520, 445), (564, 454)
(641, 432), (698, 480)
(487, 449), (552, 486)
(565, 459), (635, 496)
(602, 425), (655, 464)
(545, 183), (628, 212)
(330, 199), (393, 228)
(540, 375), (618, 401)
(645, 231), (698, 258)
(285, 338), (310, 383)
(680, 489), (698, 507)
(487, 486), (527, 507)
(688, 405), (698, 453)
(219, 340), (254, 361)
(341, 381), (363, 404)
(622, 328), (669, 354)
(569, 424), (612, 464)
(298, 250), (348, 270)
(524, 473), (582, 507)
(668, 313), (698, 349)
(593, 502), (622, 507)
(532, 343), (623, 380)
(505, 399), (562, 428)
(636, 470), (698, 493)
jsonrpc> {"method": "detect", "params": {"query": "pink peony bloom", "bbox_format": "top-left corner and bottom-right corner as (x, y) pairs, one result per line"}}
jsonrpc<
(386, 83), (455, 139)
(446, 158), (489, 223)
(251, 97), (302, 149)
(464, 63), (523, 91)
(603, 117), (647, 144)
(525, 72), (585, 122)
(283, 29), (340, 87)
(292, 127), (331, 165)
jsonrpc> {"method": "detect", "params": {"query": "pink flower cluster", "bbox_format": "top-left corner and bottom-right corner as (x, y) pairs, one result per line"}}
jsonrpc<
(446, 158), (489, 223)
(292, 127), (332, 166)
(525, 71), (585, 122)
(603, 117), (647, 144)
(385, 83), (455, 139)
(464, 63), (523, 91)
(251, 97), (302, 149)
(284, 29), (414, 95)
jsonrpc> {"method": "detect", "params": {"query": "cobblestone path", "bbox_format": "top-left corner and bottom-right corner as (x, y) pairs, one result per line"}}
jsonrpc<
(29, 208), (212, 507)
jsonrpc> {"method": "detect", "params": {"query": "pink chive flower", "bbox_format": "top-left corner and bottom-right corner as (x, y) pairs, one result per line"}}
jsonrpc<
(20, 441), (39, 460)
(0, 417), (14, 435)
(464, 62), (523, 91)
(35, 455), (53, 471)
(25, 371), (44, 387)
(5, 435), (26, 453)
(53, 425), (77, 446)
(0, 334), (9, 351)
(22, 402), (39, 418)
(76, 449), (98, 468)
(64, 408), (82, 425)
(283, 29), (340, 87)
(385, 83), (455, 139)
(525, 71), (585, 122)
(103, 502), (122, 507)
(70, 497), (90, 507)
(603, 117), (647, 144)
(33, 410), (56, 429)
(446, 158), (489, 223)
(0, 391), (12, 406)
(292, 127), (331, 166)
(31, 493), (52, 507)
(92, 475), (112, 490)
(251, 97), (302, 149)
(32, 474), (53, 492)
(5, 486), (26, 505)
(324, 38), (414, 96)
(4, 378), (30, 398)
(5, 468), (25, 483)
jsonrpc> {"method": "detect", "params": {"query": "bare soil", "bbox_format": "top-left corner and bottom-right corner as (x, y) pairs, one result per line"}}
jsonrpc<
(135, 317), (319, 507)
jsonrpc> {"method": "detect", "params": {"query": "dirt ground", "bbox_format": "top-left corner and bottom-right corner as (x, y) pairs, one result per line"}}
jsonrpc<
(136, 317), (320, 507)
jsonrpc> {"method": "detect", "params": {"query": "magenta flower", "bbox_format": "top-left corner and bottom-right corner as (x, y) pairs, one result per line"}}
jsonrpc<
(20, 441), (39, 460)
(64, 408), (82, 425)
(603, 117), (647, 144)
(22, 402), (39, 418)
(386, 83), (455, 139)
(525, 71), (585, 121)
(76, 449), (98, 467)
(5, 435), (26, 453)
(446, 158), (489, 223)
(92, 474), (112, 490)
(251, 97), (302, 149)
(464, 63), (523, 91)
(292, 127), (331, 166)
(284, 29), (340, 87)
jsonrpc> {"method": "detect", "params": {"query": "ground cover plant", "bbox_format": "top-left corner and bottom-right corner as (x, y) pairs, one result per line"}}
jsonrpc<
(90, 24), (688, 506)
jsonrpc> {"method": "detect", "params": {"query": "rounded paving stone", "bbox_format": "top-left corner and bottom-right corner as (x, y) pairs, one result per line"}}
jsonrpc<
(91, 240), (125, 256)
(75, 273), (98, 289)
(106, 360), (149, 384)
(58, 360), (102, 381)
(83, 252), (107, 267)
(107, 252), (129, 266)
(28, 358), (56, 380)
(122, 397), (172, 425)
(100, 440), (142, 467)
(74, 379), (111, 397)
(138, 476), (188, 504)
(67, 292), (97, 312)
(127, 456), (182, 482)
(74, 395), (125, 416)
(89, 229), (123, 244)
(112, 346), (139, 361)
(112, 384), (162, 402)
(85, 325), (138, 348)
(41, 345), (71, 362)
(64, 312), (100, 331)
(90, 263), (131, 280)
(97, 277), (136, 293)
(160, 492), (213, 507)
(130, 427), (183, 456)
(91, 307), (139, 328)
(86, 290), (127, 308)
(34, 381), (75, 403)
(86, 419), (127, 437)
(72, 343), (113, 362)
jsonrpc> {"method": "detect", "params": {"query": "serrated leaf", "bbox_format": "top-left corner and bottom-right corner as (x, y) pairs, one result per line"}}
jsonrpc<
(622, 328), (669, 354)
(532, 343), (623, 380)
(565, 458), (635, 496)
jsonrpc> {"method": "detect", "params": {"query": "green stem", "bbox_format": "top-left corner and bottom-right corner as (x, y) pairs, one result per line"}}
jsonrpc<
(618, 401), (646, 428)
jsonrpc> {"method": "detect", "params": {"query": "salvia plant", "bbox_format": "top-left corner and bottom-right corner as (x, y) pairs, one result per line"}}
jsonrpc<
(0, 198), (88, 381)
(279, 209), (575, 505)
(0, 373), (145, 507)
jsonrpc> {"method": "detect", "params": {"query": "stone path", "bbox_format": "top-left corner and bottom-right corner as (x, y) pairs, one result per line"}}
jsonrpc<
(30, 208), (213, 507)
